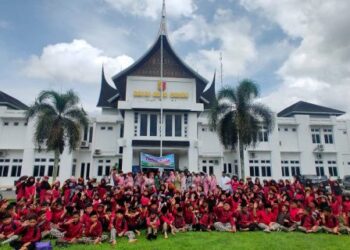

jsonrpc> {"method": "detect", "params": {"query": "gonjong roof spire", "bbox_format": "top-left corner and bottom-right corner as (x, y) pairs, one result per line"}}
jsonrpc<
(159, 0), (167, 36)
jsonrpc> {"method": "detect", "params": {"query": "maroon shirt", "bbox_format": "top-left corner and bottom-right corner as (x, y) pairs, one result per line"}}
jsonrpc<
(214, 207), (235, 226)
(113, 217), (128, 234)
(85, 221), (103, 238)
(0, 221), (21, 237)
(15, 226), (41, 244)
(61, 221), (83, 240)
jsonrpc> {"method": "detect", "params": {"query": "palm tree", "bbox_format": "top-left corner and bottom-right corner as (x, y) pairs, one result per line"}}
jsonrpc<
(26, 90), (88, 181)
(209, 79), (274, 179)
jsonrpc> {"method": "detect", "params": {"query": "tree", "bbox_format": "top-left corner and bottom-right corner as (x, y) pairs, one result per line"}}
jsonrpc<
(209, 80), (274, 179)
(26, 90), (88, 181)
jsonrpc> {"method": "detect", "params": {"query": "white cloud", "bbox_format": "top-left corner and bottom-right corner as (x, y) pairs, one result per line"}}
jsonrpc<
(23, 39), (134, 85)
(104, 0), (196, 19)
(240, 0), (350, 113)
(171, 9), (257, 80)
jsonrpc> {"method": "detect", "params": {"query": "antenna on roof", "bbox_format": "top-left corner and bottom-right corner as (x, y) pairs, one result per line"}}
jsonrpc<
(220, 52), (223, 88)
(159, 0), (167, 36)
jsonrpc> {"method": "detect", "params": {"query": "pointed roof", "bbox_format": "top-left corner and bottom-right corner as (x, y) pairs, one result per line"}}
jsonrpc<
(200, 72), (216, 109)
(278, 101), (345, 117)
(97, 66), (119, 108)
(97, 0), (215, 107)
(0, 91), (28, 110)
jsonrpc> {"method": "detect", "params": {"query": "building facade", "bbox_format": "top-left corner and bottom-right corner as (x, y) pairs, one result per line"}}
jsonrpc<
(1, 8), (350, 188)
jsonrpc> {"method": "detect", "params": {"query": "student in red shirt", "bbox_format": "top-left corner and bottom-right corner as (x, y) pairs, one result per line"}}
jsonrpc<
(146, 212), (160, 240)
(56, 212), (83, 245)
(237, 204), (256, 231)
(213, 201), (236, 232)
(257, 204), (277, 232)
(79, 211), (107, 244)
(10, 213), (41, 250)
(320, 208), (339, 234)
(298, 208), (321, 233)
(110, 209), (137, 245)
(160, 206), (175, 239)
(173, 207), (188, 232)
(0, 213), (21, 245)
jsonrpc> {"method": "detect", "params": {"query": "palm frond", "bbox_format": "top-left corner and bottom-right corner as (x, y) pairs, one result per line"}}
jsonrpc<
(250, 103), (275, 132)
(217, 86), (237, 103)
(64, 108), (89, 128)
(62, 118), (81, 152)
(217, 111), (238, 149)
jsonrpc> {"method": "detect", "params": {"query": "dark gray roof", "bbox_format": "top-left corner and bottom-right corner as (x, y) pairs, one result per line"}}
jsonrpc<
(110, 34), (209, 103)
(200, 72), (216, 109)
(278, 101), (345, 117)
(96, 67), (119, 108)
(0, 91), (28, 110)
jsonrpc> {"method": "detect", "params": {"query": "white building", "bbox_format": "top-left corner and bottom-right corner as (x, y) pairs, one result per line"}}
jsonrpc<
(1, 6), (350, 188)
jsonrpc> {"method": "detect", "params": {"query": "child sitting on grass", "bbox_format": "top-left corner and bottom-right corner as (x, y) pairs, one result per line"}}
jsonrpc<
(10, 213), (41, 250)
(146, 212), (160, 240)
(110, 209), (137, 245)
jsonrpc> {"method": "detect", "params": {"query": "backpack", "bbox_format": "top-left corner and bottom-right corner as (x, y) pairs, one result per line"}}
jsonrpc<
(35, 241), (52, 250)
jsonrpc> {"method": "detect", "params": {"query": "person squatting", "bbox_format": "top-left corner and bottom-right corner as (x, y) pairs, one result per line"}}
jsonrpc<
(1, 170), (350, 250)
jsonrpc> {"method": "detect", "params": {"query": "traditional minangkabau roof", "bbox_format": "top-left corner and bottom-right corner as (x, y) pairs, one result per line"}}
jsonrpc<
(277, 101), (345, 117)
(0, 91), (28, 110)
(200, 72), (216, 109)
(96, 0), (215, 109)
(96, 66), (119, 108)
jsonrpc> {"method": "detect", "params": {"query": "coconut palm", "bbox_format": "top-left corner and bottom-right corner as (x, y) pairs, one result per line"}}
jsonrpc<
(26, 90), (88, 181)
(209, 79), (274, 179)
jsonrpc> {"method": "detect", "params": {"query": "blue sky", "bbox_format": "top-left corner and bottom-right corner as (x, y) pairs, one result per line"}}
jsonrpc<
(1, 0), (350, 115)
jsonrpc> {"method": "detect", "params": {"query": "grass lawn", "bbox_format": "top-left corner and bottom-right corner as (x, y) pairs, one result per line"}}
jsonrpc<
(3, 231), (350, 250)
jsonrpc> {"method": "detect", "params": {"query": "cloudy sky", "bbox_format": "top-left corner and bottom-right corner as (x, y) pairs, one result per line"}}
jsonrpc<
(1, 0), (349, 116)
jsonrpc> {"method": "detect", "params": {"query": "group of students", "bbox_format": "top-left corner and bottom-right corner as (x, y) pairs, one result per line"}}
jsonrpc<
(1, 169), (350, 250)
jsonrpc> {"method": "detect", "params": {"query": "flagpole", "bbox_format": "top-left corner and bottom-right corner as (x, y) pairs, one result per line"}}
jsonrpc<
(159, 0), (166, 158)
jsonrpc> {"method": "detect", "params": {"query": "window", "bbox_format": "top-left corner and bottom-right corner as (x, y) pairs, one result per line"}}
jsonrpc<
(311, 128), (321, 144)
(228, 163), (232, 173)
(120, 124), (124, 138)
(223, 163), (227, 173)
(11, 166), (22, 177)
(284, 128), (288, 131)
(292, 128), (297, 132)
(165, 115), (172, 136)
(72, 164), (76, 176)
(175, 115), (182, 137)
(249, 166), (260, 177)
(258, 126), (268, 142)
(119, 147), (123, 154)
(83, 126), (88, 141)
(282, 166), (290, 177)
(4, 122), (9, 126)
(107, 126), (113, 130)
(316, 166), (325, 176)
(98, 166), (103, 176)
(209, 166), (214, 175)
(291, 166), (300, 176)
(89, 127), (93, 143)
(0, 165), (9, 177)
(33, 165), (46, 177)
(140, 114), (148, 136)
(48, 165), (53, 177)
(184, 114), (188, 125)
(105, 166), (111, 176)
(101, 126), (106, 130)
(14, 122), (19, 126)
(150, 114), (157, 136)
(324, 129), (334, 144)
(202, 166), (207, 173)
(327, 160), (338, 177)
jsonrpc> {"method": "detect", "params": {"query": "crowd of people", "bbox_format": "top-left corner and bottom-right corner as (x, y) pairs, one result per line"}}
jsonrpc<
(1, 169), (350, 250)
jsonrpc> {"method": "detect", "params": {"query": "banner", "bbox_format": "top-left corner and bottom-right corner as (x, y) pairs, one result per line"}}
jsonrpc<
(140, 153), (175, 169)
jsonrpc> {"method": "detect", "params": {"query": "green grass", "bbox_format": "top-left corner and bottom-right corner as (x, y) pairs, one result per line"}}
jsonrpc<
(3, 232), (350, 250)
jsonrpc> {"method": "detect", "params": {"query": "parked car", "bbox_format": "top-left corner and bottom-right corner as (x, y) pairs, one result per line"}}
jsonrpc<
(297, 175), (329, 187)
(343, 175), (350, 189)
